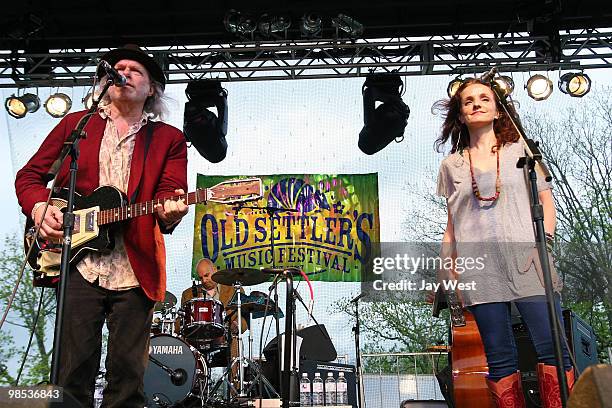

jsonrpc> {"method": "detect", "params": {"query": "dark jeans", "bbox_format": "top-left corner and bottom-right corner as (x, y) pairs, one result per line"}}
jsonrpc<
(468, 296), (572, 381)
(58, 269), (155, 408)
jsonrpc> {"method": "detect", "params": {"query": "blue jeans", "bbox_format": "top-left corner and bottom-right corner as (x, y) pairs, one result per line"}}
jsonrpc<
(468, 296), (572, 381)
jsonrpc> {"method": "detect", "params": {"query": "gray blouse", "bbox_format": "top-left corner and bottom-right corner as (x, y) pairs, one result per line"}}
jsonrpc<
(436, 141), (558, 306)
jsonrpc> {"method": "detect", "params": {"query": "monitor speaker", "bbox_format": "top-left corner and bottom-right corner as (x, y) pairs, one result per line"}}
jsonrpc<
(567, 364), (612, 408)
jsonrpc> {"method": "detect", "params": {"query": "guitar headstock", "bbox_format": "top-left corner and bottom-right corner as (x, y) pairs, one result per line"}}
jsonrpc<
(206, 177), (263, 204)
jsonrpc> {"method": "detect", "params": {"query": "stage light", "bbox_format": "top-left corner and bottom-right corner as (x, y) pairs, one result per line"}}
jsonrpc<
(300, 12), (322, 37)
(447, 77), (463, 98)
(223, 10), (256, 35)
(494, 75), (515, 96)
(558, 72), (591, 97)
(332, 14), (364, 37)
(358, 73), (410, 155)
(526, 74), (553, 101)
(45, 93), (72, 118)
(258, 14), (291, 36)
(5, 93), (40, 119)
(82, 91), (94, 109)
(183, 79), (228, 163)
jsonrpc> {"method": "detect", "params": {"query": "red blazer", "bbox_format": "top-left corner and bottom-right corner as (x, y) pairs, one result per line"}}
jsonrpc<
(15, 110), (188, 302)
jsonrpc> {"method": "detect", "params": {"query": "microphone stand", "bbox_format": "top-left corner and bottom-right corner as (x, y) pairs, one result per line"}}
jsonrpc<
(148, 355), (187, 386)
(351, 294), (366, 408)
(488, 74), (569, 407)
(47, 79), (114, 385)
(232, 204), (299, 405)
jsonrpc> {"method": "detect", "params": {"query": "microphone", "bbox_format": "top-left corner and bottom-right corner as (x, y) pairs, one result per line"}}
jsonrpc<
(100, 60), (127, 87)
(170, 368), (188, 386)
(351, 293), (366, 303)
(480, 67), (497, 83)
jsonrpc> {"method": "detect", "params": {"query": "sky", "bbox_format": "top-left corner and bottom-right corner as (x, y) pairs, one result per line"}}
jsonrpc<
(1, 68), (611, 375)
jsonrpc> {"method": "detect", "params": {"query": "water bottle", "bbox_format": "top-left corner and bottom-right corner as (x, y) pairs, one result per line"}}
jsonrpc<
(300, 372), (312, 406)
(312, 372), (324, 406)
(324, 372), (337, 406)
(336, 372), (348, 405)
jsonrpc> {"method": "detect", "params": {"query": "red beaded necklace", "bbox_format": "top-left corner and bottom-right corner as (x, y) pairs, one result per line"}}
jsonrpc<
(467, 148), (501, 202)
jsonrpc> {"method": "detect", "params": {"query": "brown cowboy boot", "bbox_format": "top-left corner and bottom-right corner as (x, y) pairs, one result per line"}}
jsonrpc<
(537, 363), (576, 408)
(486, 371), (526, 408)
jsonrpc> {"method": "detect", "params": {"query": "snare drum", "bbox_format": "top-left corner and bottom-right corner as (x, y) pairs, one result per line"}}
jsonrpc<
(182, 298), (225, 340)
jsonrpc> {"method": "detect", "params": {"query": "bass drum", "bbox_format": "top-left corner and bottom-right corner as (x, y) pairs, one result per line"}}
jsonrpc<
(144, 334), (207, 407)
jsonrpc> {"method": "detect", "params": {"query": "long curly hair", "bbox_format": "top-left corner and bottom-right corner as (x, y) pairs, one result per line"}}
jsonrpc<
(433, 78), (520, 154)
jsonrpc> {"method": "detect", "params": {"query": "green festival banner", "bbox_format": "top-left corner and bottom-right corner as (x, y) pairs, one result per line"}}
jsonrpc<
(191, 173), (380, 282)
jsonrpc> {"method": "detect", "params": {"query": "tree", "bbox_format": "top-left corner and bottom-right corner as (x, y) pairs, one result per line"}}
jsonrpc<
(0, 234), (56, 385)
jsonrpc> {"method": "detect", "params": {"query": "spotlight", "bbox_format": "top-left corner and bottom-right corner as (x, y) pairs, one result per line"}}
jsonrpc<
(82, 91), (94, 109)
(447, 77), (463, 98)
(558, 72), (591, 97)
(300, 12), (322, 37)
(526, 74), (553, 101)
(358, 73), (410, 155)
(258, 14), (291, 36)
(4, 93), (40, 119)
(223, 10), (256, 36)
(45, 93), (72, 118)
(332, 14), (364, 37)
(494, 75), (515, 96)
(183, 79), (228, 163)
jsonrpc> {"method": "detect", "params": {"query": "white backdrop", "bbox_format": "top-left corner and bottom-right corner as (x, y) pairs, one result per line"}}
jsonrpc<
(2, 70), (609, 362)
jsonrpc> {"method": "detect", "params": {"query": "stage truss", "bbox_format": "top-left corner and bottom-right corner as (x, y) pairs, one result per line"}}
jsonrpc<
(1, 29), (611, 88)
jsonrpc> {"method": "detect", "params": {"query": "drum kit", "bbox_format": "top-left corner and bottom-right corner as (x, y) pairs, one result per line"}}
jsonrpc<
(143, 267), (282, 408)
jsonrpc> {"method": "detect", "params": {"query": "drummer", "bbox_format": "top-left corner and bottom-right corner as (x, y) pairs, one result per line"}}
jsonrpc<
(180, 258), (248, 333)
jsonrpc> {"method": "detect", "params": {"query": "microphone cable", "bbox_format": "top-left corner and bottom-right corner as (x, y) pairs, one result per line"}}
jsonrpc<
(14, 287), (46, 385)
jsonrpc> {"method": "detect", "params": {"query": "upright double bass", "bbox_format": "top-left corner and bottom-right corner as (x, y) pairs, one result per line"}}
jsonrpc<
(433, 290), (495, 408)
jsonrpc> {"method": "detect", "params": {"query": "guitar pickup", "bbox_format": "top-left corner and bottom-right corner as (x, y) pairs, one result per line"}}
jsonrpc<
(86, 209), (96, 232)
(73, 215), (80, 234)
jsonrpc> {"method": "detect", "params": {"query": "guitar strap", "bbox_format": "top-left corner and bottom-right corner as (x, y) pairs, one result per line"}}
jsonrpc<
(129, 122), (155, 204)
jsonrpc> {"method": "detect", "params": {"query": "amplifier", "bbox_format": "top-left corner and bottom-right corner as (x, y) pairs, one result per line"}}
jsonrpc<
(563, 309), (599, 372)
(512, 308), (599, 408)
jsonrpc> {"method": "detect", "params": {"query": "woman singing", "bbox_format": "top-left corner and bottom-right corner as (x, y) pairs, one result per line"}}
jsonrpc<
(434, 78), (574, 408)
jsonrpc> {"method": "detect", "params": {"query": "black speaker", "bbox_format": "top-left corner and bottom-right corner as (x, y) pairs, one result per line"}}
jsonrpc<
(512, 308), (600, 408)
(513, 321), (541, 408)
(563, 309), (599, 373)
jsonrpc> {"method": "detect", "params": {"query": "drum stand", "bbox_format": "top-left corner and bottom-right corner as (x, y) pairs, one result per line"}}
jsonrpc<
(207, 281), (278, 403)
(206, 281), (247, 400)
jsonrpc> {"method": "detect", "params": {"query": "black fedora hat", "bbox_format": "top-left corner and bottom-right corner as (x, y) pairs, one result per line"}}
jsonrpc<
(98, 44), (166, 88)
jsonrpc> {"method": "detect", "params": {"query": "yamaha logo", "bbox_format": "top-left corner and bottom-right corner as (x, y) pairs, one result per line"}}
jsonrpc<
(152, 345), (184, 354)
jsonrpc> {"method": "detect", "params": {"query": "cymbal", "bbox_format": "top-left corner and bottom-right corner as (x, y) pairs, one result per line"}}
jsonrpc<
(227, 291), (284, 319)
(154, 291), (177, 311)
(227, 302), (284, 319)
(227, 302), (269, 313)
(260, 267), (302, 275)
(212, 268), (267, 286)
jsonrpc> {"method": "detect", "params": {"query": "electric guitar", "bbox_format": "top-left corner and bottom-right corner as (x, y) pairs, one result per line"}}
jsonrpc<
(24, 178), (263, 286)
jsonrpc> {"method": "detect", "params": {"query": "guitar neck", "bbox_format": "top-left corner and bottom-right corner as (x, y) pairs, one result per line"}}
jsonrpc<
(446, 291), (466, 327)
(95, 177), (262, 226)
(97, 189), (207, 225)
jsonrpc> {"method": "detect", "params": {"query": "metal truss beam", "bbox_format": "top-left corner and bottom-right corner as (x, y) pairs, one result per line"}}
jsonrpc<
(1, 29), (611, 88)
